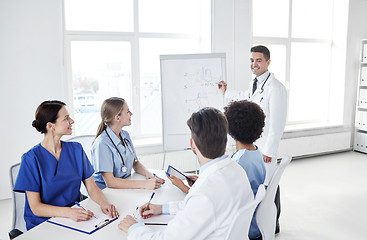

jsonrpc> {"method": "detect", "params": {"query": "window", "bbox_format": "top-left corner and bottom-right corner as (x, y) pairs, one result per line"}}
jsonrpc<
(252, 0), (348, 127)
(64, 0), (211, 138)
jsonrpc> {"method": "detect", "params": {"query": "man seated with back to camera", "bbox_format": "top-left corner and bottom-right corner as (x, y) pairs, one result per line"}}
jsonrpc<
(118, 107), (254, 239)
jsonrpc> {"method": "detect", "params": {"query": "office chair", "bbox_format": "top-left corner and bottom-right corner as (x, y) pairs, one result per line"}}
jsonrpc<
(67, 135), (95, 198)
(225, 184), (266, 240)
(66, 135), (95, 161)
(9, 163), (26, 239)
(256, 155), (292, 240)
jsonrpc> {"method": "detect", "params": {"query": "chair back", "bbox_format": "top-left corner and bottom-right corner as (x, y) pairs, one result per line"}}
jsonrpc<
(10, 163), (26, 233)
(67, 135), (95, 197)
(226, 184), (266, 240)
(256, 155), (292, 240)
(66, 135), (95, 161)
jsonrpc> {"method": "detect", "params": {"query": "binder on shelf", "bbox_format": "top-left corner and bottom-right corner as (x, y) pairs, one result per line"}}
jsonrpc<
(357, 111), (362, 129)
(363, 44), (367, 62)
(357, 111), (367, 131)
(362, 112), (367, 131)
(354, 132), (365, 152)
(359, 89), (367, 108)
(361, 67), (367, 86)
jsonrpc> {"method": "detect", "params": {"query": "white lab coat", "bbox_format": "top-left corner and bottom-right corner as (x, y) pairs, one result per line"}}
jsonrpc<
(128, 157), (253, 240)
(225, 73), (287, 184)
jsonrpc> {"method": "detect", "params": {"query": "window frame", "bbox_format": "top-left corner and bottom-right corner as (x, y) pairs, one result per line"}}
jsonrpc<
(64, 0), (211, 139)
(252, 0), (346, 129)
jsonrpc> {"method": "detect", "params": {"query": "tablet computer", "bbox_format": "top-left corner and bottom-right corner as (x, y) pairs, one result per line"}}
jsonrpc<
(166, 165), (195, 183)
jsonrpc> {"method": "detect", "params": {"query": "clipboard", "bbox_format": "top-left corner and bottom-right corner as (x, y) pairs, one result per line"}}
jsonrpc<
(47, 207), (117, 234)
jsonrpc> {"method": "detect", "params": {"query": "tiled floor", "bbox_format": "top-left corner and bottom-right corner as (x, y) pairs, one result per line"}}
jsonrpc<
(1, 151), (366, 240)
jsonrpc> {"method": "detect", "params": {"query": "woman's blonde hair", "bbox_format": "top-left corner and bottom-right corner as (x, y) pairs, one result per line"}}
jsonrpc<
(94, 97), (126, 142)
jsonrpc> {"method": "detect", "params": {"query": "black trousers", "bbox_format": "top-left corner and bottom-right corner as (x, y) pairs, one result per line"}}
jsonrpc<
(275, 185), (281, 231)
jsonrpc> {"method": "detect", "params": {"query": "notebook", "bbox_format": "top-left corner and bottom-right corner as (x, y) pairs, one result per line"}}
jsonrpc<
(136, 214), (175, 225)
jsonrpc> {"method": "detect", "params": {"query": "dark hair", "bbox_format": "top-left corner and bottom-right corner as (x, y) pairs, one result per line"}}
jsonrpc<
(32, 100), (66, 134)
(224, 100), (265, 144)
(186, 107), (228, 159)
(94, 97), (126, 142)
(251, 45), (270, 61)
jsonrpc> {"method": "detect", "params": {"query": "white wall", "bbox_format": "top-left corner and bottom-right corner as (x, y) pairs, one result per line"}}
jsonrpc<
(1, 0), (367, 200)
(212, 0), (253, 91)
(0, 0), (65, 199)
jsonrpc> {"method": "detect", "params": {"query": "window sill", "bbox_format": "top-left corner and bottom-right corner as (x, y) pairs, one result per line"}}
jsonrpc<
(132, 122), (352, 154)
(133, 137), (164, 155)
(283, 122), (351, 139)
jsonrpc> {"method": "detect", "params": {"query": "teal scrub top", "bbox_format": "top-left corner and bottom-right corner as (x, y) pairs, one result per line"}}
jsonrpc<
(232, 147), (266, 240)
(91, 127), (136, 189)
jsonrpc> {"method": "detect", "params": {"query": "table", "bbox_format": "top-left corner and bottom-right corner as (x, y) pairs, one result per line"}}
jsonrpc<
(17, 170), (187, 240)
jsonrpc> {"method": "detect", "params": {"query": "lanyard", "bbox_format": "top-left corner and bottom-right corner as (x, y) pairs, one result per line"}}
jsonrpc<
(104, 128), (134, 171)
(249, 72), (271, 98)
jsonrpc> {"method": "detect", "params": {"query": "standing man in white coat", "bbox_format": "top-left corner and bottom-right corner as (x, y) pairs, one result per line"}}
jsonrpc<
(219, 45), (287, 233)
(118, 107), (253, 239)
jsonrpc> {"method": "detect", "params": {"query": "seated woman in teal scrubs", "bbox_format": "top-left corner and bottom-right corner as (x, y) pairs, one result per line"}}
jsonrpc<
(13, 100), (119, 230)
(91, 97), (165, 190)
(224, 100), (266, 240)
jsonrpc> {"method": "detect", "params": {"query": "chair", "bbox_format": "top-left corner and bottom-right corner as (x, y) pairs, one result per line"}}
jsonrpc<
(9, 163), (26, 239)
(67, 135), (95, 197)
(256, 155), (292, 240)
(225, 184), (266, 240)
(66, 135), (95, 161)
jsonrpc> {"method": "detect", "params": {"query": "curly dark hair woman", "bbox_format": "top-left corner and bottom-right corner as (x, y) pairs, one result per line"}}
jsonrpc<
(224, 100), (265, 144)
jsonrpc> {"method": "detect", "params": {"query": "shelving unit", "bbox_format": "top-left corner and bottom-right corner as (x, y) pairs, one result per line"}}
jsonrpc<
(354, 39), (367, 153)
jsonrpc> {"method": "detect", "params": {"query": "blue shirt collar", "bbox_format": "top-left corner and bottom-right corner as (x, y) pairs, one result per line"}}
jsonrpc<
(231, 149), (246, 162)
(256, 71), (270, 84)
(105, 126), (122, 147)
(231, 146), (259, 162)
(199, 155), (228, 175)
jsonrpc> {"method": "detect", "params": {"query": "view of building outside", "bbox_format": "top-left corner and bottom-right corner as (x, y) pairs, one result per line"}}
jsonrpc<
(65, 0), (211, 137)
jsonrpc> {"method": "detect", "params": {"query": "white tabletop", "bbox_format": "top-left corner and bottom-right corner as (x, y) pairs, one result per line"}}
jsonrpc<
(17, 170), (187, 240)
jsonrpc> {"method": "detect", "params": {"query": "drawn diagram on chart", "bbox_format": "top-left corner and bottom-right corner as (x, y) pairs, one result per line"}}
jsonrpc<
(161, 53), (226, 151)
(182, 66), (222, 113)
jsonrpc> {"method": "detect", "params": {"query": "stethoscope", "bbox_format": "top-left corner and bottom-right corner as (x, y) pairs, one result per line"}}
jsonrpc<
(249, 72), (271, 98)
(104, 126), (134, 173)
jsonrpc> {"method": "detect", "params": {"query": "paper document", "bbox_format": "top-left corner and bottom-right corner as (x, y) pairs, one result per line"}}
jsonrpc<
(47, 207), (117, 234)
(136, 214), (175, 225)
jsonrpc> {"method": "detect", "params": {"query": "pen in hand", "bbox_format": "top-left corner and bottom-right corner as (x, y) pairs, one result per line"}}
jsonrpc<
(74, 201), (97, 219)
(142, 192), (155, 215)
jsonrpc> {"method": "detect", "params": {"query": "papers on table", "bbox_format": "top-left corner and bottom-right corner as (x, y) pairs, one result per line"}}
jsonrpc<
(47, 206), (117, 234)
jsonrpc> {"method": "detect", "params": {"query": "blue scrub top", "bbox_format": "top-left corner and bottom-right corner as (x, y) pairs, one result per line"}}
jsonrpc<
(91, 127), (136, 189)
(232, 147), (266, 240)
(13, 141), (94, 230)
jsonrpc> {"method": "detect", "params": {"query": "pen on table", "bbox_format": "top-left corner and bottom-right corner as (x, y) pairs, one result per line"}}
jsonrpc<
(74, 201), (97, 219)
(260, 97), (264, 102)
(142, 192), (155, 214)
